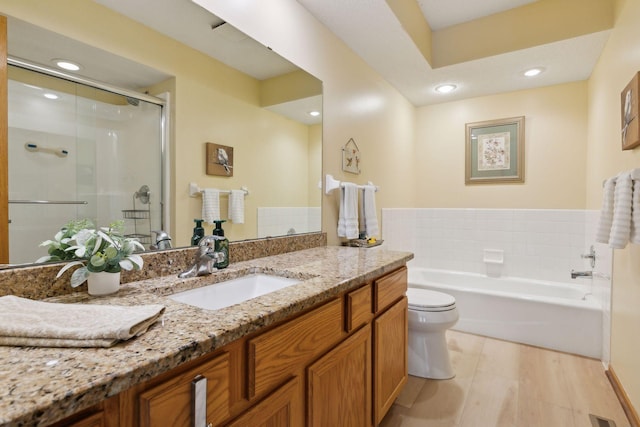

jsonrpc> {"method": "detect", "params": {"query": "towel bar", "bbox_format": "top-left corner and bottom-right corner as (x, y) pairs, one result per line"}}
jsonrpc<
(189, 182), (249, 197)
(324, 174), (379, 195)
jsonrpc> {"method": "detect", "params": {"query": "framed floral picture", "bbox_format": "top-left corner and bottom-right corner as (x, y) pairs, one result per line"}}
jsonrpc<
(621, 72), (640, 150)
(465, 116), (525, 184)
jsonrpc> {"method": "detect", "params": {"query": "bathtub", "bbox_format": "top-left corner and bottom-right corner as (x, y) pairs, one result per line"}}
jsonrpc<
(408, 268), (602, 358)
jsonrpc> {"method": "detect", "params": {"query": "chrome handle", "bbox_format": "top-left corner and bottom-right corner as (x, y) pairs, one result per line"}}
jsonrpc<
(191, 375), (208, 427)
(580, 245), (596, 268)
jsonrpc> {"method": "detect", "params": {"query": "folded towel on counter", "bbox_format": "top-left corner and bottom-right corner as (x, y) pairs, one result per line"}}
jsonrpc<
(609, 172), (633, 249)
(359, 185), (379, 237)
(595, 177), (616, 244)
(0, 295), (165, 348)
(337, 183), (359, 239)
(228, 189), (245, 224)
(202, 188), (220, 224)
(631, 179), (640, 244)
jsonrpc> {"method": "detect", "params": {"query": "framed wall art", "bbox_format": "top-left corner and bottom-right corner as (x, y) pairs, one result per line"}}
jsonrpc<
(206, 142), (234, 176)
(465, 116), (525, 185)
(342, 138), (361, 174)
(621, 72), (640, 150)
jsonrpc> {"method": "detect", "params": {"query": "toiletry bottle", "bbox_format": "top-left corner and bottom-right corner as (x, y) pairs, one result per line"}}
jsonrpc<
(191, 219), (205, 246)
(212, 220), (229, 269)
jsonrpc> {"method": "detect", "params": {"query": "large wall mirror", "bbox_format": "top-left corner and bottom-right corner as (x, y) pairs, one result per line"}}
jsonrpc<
(2, 7), (322, 268)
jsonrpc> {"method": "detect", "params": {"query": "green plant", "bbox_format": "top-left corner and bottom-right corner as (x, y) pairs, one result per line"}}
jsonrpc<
(39, 219), (145, 287)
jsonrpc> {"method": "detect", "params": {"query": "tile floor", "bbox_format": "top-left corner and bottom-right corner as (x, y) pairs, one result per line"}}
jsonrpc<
(380, 330), (630, 427)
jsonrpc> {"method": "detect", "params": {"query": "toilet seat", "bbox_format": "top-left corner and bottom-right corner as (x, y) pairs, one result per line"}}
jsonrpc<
(407, 288), (456, 312)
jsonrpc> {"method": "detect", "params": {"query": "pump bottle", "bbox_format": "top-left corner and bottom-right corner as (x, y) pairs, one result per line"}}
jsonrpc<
(212, 220), (229, 269)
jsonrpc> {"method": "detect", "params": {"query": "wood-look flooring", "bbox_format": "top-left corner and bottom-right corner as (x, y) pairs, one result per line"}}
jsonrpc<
(380, 330), (630, 427)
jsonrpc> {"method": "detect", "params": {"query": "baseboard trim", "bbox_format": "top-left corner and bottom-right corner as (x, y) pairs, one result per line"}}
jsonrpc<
(606, 365), (640, 427)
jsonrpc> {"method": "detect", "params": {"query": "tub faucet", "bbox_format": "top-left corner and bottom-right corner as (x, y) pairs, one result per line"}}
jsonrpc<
(570, 270), (593, 279)
(178, 236), (226, 278)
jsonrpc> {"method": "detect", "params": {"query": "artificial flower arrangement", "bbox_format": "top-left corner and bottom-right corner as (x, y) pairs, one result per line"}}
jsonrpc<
(38, 219), (145, 288)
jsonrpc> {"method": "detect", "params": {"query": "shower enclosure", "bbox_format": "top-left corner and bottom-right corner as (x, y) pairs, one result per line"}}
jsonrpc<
(7, 63), (165, 265)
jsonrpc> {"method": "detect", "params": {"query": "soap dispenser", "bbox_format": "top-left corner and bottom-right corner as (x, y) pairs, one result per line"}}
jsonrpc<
(191, 219), (205, 246)
(212, 220), (229, 269)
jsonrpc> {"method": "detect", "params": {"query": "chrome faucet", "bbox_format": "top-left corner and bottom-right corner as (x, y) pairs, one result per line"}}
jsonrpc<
(570, 270), (593, 279)
(178, 236), (226, 278)
(150, 230), (172, 250)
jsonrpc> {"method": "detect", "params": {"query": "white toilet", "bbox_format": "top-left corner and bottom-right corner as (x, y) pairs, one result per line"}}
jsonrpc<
(406, 287), (459, 379)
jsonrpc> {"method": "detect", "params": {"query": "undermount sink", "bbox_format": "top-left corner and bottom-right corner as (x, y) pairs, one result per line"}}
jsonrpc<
(168, 274), (301, 311)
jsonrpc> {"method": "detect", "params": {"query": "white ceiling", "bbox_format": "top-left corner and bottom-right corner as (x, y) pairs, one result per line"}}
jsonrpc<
(296, 0), (610, 106)
(8, 0), (611, 112)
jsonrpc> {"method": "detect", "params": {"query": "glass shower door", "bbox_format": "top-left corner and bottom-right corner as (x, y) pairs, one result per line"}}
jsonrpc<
(7, 65), (163, 265)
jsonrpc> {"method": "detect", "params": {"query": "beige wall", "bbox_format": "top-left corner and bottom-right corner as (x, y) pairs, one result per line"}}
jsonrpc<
(415, 81), (588, 208)
(0, 0), (318, 246)
(587, 0), (640, 412)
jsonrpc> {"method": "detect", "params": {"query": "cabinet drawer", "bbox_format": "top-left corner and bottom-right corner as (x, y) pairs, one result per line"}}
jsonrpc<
(248, 298), (344, 399)
(345, 283), (373, 332)
(374, 267), (407, 314)
(139, 352), (230, 427)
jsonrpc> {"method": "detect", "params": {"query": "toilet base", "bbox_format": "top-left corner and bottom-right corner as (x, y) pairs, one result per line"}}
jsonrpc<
(408, 329), (455, 380)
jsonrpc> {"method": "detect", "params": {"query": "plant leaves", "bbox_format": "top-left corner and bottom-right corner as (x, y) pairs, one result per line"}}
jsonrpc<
(70, 267), (89, 287)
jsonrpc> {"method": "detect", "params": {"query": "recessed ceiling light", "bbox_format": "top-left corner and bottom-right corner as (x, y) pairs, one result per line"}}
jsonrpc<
(308, 111), (320, 117)
(53, 59), (81, 71)
(524, 67), (544, 77)
(435, 84), (457, 94)
(44, 93), (59, 100)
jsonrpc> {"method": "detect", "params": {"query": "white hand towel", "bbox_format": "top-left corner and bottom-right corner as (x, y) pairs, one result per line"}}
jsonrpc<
(228, 190), (245, 224)
(362, 185), (379, 237)
(337, 183), (359, 239)
(595, 177), (616, 244)
(609, 172), (633, 249)
(631, 179), (640, 244)
(202, 188), (220, 224)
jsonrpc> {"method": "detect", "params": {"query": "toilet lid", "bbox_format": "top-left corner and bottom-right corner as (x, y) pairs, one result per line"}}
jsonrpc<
(407, 288), (456, 312)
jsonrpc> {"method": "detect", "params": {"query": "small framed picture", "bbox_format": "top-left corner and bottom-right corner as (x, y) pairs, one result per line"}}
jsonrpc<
(206, 142), (234, 176)
(342, 138), (361, 175)
(465, 116), (525, 184)
(621, 72), (640, 150)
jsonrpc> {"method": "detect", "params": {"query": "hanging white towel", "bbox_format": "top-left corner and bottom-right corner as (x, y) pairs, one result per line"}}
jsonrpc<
(609, 172), (633, 249)
(202, 188), (220, 224)
(228, 190), (245, 224)
(337, 183), (359, 239)
(595, 177), (616, 244)
(361, 185), (379, 237)
(631, 179), (640, 244)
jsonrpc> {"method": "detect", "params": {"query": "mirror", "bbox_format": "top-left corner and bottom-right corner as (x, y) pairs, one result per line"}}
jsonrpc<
(3, 12), (322, 268)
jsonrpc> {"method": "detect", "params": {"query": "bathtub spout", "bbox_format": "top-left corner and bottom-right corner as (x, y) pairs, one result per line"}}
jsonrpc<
(571, 270), (592, 279)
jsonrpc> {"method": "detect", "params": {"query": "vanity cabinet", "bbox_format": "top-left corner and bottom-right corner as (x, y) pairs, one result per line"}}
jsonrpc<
(137, 352), (230, 427)
(307, 324), (372, 427)
(52, 266), (408, 427)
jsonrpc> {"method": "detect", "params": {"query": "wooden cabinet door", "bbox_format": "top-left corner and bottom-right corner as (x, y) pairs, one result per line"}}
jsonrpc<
(226, 377), (302, 427)
(307, 324), (372, 427)
(373, 297), (408, 425)
(139, 352), (230, 427)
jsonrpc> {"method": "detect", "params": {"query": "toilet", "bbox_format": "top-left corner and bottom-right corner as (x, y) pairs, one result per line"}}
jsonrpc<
(406, 287), (459, 379)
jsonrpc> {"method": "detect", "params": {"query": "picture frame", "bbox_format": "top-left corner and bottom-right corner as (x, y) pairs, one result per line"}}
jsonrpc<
(465, 116), (525, 185)
(342, 138), (361, 175)
(206, 142), (234, 176)
(621, 72), (640, 150)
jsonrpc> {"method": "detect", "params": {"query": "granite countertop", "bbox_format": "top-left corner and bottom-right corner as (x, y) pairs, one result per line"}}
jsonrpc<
(0, 246), (413, 427)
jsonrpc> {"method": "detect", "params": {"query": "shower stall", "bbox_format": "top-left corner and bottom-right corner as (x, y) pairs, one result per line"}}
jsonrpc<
(7, 62), (165, 265)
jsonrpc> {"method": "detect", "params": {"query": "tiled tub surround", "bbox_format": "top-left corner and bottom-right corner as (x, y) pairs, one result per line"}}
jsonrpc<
(0, 245), (413, 426)
(0, 232), (327, 300)
(382, 208), (614, 362)
(382, 209), (599, 283)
